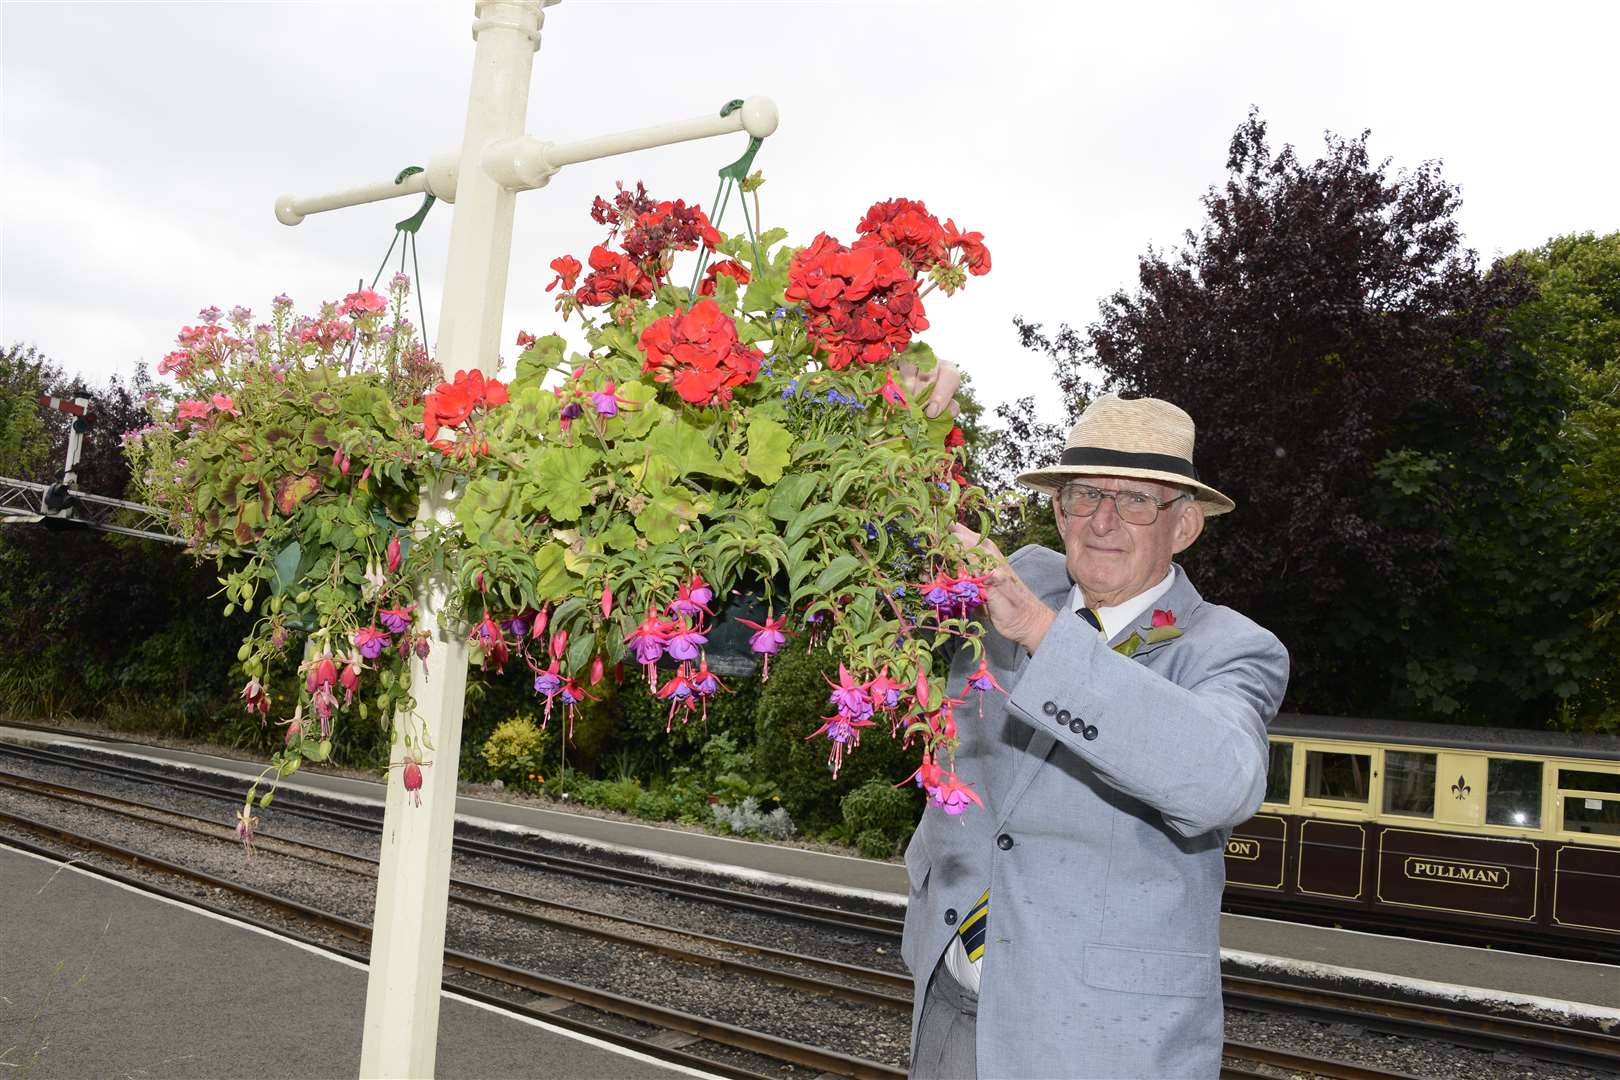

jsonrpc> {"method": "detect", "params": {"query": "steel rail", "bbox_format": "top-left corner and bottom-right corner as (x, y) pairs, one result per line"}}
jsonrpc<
(1222, 1042), (1422, 1080)
(0, 808), (905, 1080)
(0, 737), (906, 937)
(0, 769), (912, 1008)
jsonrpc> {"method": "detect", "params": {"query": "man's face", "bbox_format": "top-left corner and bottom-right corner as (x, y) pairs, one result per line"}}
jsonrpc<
(1054, 476), (1204, 608)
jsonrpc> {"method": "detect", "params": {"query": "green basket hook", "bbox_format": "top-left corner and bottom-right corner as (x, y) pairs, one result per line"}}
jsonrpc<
(717, 99), (763, 181)
(393, 166), (436, 234)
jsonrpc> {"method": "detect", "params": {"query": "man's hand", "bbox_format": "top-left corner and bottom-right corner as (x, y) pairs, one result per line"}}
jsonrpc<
(897, 357), (962, 419)
(950, 522), (1056, 653)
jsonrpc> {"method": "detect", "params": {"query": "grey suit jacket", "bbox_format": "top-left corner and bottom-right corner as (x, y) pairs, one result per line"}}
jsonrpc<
(901, 547), (1289, 1079)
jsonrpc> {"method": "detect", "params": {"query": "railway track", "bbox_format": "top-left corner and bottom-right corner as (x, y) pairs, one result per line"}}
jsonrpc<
(5, 729), (1617, 1078)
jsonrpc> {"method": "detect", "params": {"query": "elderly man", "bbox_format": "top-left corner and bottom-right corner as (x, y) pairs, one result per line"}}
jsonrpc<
(902, 394), (1290, 1080)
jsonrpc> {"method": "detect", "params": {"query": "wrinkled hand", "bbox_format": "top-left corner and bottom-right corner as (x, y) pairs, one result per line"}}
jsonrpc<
(897, 357), (962, 419)
(950, 522), (1055, 653)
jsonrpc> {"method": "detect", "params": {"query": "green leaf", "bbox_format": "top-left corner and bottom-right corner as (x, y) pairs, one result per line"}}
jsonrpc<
(768, 474), (819, 522)
(530, 449), (596, 522)
(644, 419), (733, 481)
(785, 503), (841, 545)
(743, 417), (794, 484)
(515, 334), (567, 387)
(271, 541), (303, 596)
(810, 555), (860, 596)
(635, 493), (699, 544)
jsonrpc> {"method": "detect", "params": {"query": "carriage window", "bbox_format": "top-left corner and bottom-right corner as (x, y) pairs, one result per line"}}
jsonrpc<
(1563, 797), (1620, 836)
(1383, 751), (1436, 817)
(1559, 769), (1620, 795)
(1305, 751), (1370, 803)
(1264, 742), (1293, 804)
(1559, 768), (1620, 836)
(1485, 759), (1542, 827)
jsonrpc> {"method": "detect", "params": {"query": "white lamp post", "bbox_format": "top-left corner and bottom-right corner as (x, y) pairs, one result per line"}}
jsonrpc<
(272, 2), (777, 1075)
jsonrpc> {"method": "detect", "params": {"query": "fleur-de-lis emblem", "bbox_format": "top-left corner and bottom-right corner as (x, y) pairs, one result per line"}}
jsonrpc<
(1451, 775), (1471, 800)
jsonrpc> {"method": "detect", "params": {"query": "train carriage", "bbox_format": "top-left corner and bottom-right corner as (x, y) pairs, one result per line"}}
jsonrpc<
(1223, 714), (1620, 962)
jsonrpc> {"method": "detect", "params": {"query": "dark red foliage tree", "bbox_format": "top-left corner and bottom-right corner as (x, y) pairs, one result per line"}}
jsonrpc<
(1012, 112), (1575, 723)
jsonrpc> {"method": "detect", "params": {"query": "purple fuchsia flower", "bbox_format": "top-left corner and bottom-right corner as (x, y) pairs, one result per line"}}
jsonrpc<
(872, 370), (909, 409)
(378, 604), (415, 634)
(825, 665), (875, 722)
(806, 712), (874, 779)
(533, 660), (564, 724)
(736, 613), (788, 679)
(502, 615), (530, 639)
(470, 614), (509, 670)
(966, 658), (1005, 718)
(590, 381), (628, 417)
(624, 610), (672, 686)
(657, 666), (697, 730)
(557, 676), (594, 738)
(920, 573), (953, 612)
(353, 626), (391, 660)
(669, 573), (715, 618)
(948, 574), (990, 615)
(689, 658), (729, 721)
(933, 772), (984, 816)
(664, 618), (707, 662)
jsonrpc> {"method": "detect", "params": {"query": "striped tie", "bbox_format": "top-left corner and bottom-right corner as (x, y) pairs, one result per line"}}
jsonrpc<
(957, 887), (990, 963)
(1078, 606), (1102, 632)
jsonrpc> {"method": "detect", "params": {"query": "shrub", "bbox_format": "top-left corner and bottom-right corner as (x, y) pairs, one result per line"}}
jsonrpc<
(841, 777), (919, 857)
(479, 714), (549, 784)
(752, 644), (917, 833)
(577, 776), (644, 814)
(712, 796), (796, 840)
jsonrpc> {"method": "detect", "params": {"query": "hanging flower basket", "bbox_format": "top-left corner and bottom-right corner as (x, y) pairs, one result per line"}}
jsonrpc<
(128, 180), (999, 838)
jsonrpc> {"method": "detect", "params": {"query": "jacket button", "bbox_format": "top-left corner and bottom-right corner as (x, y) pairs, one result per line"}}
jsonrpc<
(997, 833), (1014, 850)
(1082, 725), (1099, 741)
(1041, 701), (1057, 716)
(1056, 709), (1071, 724)
(944, 908), (959, 926)
(1068, 718), (1085, 734)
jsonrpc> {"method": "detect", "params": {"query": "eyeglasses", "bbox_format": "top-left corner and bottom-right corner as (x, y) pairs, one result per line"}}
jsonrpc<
(1057, 482), (1188, 526)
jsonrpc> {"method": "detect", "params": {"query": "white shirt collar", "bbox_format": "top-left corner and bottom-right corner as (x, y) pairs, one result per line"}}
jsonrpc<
(1067, 567), (1176, 642)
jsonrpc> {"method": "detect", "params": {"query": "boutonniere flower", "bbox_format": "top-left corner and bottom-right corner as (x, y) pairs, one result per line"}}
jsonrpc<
(1113, 608), (1182, 658)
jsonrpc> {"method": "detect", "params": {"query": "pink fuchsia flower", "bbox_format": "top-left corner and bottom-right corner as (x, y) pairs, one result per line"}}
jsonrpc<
(386, 535), (402, 574)
(339, 654), (361, 703)
(549, 628), (568, 660)
(966, 658), (1004, 718)
(669, 574), (715, 619)
(1151, 608), (1176, 628)
(932, 772), (984, 815)
(401, 753), (427, 807)
(948, 574), (990, 614)
(476, 615), (510, 670)
(735, 613), (789, 679)
(903, 751), (946, 800)
(665, 619), (707, 662)
(657, 666), (697, 730)
(919, 572), (953, 611)
(353, 626), (390, 660)
(304, 651), (338, 693)
(873, 370), (909, 409)
(242, 678), (269, 718)
(600, 584), (613, 619)
(377, 604), (414, 634)
(624, 610), (672, 679)
(310, 684), (337, 736)
(590, 381), (629, 418)
(338, 289), (387, 317)
(825, 664), (874, 722)
(867, 667), (906, 711)
(533, 660), (563, 699)
(235, 806), (259, 856)
(688, 658), (729, 721)
(210, 393), (240, 416)
(806, 713), (874, 779)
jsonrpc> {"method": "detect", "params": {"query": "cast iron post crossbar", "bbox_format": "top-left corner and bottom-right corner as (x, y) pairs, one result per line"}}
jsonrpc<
(272, 3), (777, 1076)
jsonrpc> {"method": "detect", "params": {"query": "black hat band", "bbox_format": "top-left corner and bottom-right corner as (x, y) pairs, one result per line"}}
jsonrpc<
(1057, 446), (1199, 481)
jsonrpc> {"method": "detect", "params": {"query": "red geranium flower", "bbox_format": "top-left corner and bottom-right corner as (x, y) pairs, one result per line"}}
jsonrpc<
(574, 245), (655, 307)
(423, 369), (508, 442)
(943, 219), (991, 276)
(698, 259), (751, 296)
(546, 255), (582, 293)
(857, 197), (948, 272)
(637, 299), (764, 407)
(785, 233), (929, 370)
(621, 200), (722, 265)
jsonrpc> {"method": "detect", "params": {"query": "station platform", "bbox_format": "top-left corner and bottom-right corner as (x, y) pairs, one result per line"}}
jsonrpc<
(4, 724), (1617, 1026)
(0, 843), (710, 1079)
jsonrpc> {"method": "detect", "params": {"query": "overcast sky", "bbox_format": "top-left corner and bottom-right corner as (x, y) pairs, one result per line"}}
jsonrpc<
(3, 1), (1616, 422)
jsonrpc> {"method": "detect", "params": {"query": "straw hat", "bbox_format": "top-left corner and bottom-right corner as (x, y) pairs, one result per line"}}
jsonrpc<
(1015, 394), (1235, 516)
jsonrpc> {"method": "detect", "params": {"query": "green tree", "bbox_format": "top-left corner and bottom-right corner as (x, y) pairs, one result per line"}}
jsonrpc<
(0, 345), (55, 479)
(1504, 232), (1620, 730)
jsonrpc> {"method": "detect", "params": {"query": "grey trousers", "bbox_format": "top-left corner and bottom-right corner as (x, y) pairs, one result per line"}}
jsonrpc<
(909, 958), (978, 1080)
